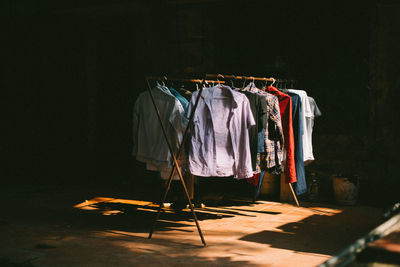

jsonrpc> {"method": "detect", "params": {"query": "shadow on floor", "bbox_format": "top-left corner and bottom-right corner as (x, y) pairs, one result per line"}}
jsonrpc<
(239, 206), (383, 255)
(69, 196), (282, 234)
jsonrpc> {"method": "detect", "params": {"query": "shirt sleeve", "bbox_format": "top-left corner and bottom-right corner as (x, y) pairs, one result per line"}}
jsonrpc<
(185, 91), (198, 121)
(169, 98), (186, 145)
(312, 97), (322, 117)
(244, 97), (256, 129)
(259, 96), (268, 129)
(283, 97), (297, 183)
(270, 96), (284, 145)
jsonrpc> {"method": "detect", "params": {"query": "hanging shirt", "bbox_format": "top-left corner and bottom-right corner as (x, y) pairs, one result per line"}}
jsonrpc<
(252, 91), (284, 171)
(241, 90), (268, 172)
(169, 87), (189, 112)
(252, 91), (284, 198)
(266, 86), (297, 183)
(288, 92), (307, 195)
(244, 84), (283, 170)
(186, 85), (256, 179)
(306, 96), (322, 165)
(264, 92), (284, 169)
(287, 89), (314, 162)
(132, 85), (187, 177)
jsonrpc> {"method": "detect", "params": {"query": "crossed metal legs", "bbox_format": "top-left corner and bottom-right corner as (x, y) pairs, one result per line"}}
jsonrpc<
(145, 78), (206, 246)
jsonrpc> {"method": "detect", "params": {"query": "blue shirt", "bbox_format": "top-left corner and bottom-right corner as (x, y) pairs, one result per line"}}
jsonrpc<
(169, 87), (189, 112)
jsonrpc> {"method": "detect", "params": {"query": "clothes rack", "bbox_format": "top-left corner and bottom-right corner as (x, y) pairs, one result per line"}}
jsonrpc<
(143, 73), (300, 246)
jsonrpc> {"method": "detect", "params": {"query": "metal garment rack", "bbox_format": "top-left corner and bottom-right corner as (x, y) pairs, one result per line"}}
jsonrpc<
(145, 73), (299, 247)
(145, 75), (225, 247)
(205, 74), (300, 208)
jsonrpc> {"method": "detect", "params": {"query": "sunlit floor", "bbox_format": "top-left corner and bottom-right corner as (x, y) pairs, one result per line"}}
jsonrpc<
(0, 185), (383, 267)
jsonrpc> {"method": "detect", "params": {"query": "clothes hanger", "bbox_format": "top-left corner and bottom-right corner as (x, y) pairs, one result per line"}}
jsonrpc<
(256, 78), (264, 89)
(263, 77), (269, 89)
(270, 78), (276, 87)
(217, 74), (224, 85)
(241, 77), (247, 89)
(249, 76), (256, 91)
(230, 75), (236, 88)
(216, 74), (225, 88)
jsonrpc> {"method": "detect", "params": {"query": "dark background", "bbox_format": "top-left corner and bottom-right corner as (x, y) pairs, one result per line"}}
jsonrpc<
(2, 0), (399, 206)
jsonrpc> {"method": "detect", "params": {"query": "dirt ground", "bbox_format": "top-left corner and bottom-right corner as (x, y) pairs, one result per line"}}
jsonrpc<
(0, 183), (383, 267)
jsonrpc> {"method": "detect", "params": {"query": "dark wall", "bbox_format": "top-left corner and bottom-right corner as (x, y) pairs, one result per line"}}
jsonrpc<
(367, 1), (400, 205)
(164, 0), (373, 137)
(2, 0), (398, 204)
(2, 0), (163, 185)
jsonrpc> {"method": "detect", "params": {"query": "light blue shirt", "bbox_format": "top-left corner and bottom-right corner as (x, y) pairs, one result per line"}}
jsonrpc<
(186, 85), (256, 179)
(169, 87), (189, 112)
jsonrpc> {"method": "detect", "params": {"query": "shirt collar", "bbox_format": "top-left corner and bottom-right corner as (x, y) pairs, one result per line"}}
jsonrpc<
(155, 84), (174, 96)
(201, 84), (239, 109)
(267, 86), (290, 98)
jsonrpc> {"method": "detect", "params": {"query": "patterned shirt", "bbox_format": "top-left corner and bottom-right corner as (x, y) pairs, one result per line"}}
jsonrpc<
(264, 93), (284, 168)
(252, 89), (284, 172)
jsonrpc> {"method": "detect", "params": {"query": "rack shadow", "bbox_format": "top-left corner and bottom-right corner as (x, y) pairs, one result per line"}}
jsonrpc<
(239, 207), (383, 255)
(71, 197), (281, 234)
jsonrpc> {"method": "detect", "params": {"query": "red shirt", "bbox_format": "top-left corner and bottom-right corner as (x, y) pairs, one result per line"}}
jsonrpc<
(266, 86), (297, 183)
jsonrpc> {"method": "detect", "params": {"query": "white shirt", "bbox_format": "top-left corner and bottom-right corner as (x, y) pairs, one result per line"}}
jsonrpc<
(287, 89), (314, 162)
(305, 96), (322, 165)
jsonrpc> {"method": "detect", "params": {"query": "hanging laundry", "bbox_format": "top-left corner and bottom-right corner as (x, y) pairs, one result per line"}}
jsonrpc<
(255, 91), (284, 198)
(263, 92), (284, 170)
(132, 84), (187, 179)
(306, 96), (322, 165)
(287, 89), (314, 163)
(185, 84), (255, 179)
(287, 92), (307, 195)
(169, 87), (189, 112)
(266, 86), (297, 184)
(240, 85), (268, 172)
(241, 83), (284, 172)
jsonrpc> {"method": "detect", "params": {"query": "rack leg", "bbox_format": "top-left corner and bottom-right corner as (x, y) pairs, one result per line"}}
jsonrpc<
(148, 169), (175, 239)
(145, 77), (206, 246)
(288, 183), (300, 207)
(177, 172), (206, 246)
(149, 162), (206, 246)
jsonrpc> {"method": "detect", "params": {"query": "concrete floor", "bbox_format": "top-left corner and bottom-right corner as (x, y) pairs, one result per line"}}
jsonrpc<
(0, 184), (383, 267)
